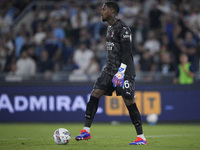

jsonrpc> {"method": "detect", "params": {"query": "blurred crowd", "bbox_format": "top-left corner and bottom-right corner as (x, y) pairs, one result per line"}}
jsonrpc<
(0, 0), (200, 82)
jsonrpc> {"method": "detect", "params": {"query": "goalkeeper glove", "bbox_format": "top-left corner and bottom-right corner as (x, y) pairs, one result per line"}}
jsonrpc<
(112, 63), (127, 87)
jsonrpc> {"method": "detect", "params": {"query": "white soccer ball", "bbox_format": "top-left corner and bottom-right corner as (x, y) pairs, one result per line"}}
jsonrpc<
(146, 113), (158, 125)
(53, 128), (71, 145)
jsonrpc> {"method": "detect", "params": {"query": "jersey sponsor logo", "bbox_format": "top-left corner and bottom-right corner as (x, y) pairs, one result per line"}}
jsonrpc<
(106, 42), (114, 51)
(122, 27), (132, 42)
(122, 34), (132, 42)
(123, 35), (130, 38)
(123, 31), (130, 38)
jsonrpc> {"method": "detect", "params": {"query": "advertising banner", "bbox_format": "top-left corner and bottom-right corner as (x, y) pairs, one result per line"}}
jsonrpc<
(0, 84), (200, 122)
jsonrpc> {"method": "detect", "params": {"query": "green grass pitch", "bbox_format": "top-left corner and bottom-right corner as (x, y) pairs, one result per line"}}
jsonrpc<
(0, 122), (199, 150)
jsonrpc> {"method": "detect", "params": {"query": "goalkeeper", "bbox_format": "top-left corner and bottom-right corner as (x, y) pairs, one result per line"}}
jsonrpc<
(75, 1), (147, 145)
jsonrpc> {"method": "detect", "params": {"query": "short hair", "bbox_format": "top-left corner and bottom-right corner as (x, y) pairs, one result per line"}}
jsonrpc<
(105, 1), (120, 14)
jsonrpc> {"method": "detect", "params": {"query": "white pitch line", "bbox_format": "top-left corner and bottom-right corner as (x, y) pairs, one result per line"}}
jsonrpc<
(0, 134), (193, 141)
(0, 137), (52, 141)
(145, 135), (186, 138)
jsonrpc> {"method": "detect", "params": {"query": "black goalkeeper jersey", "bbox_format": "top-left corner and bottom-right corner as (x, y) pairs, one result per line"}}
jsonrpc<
(103, 19), (136, 79)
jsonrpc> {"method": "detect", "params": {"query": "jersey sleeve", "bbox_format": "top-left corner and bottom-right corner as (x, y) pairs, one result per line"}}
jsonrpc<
(119, 26), (133, 66)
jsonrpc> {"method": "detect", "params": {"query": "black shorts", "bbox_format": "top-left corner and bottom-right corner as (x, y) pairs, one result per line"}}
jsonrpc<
(94, 71), (135, 99)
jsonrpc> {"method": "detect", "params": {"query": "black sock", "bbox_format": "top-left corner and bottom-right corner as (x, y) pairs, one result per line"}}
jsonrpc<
(127, 103), (143, 135)
(84, 96), (100, 127)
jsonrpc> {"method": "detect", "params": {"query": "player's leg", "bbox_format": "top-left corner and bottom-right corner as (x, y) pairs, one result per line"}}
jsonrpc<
(76, 71), (113, 141)
(84, 89), (105, 129)
(75, 89), (105, 141)
(120, 79), (147, 145)
(124, 98), (147, 145)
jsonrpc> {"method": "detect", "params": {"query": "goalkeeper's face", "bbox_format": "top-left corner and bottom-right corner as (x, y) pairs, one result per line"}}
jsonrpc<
(100, 4), (111, 22)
